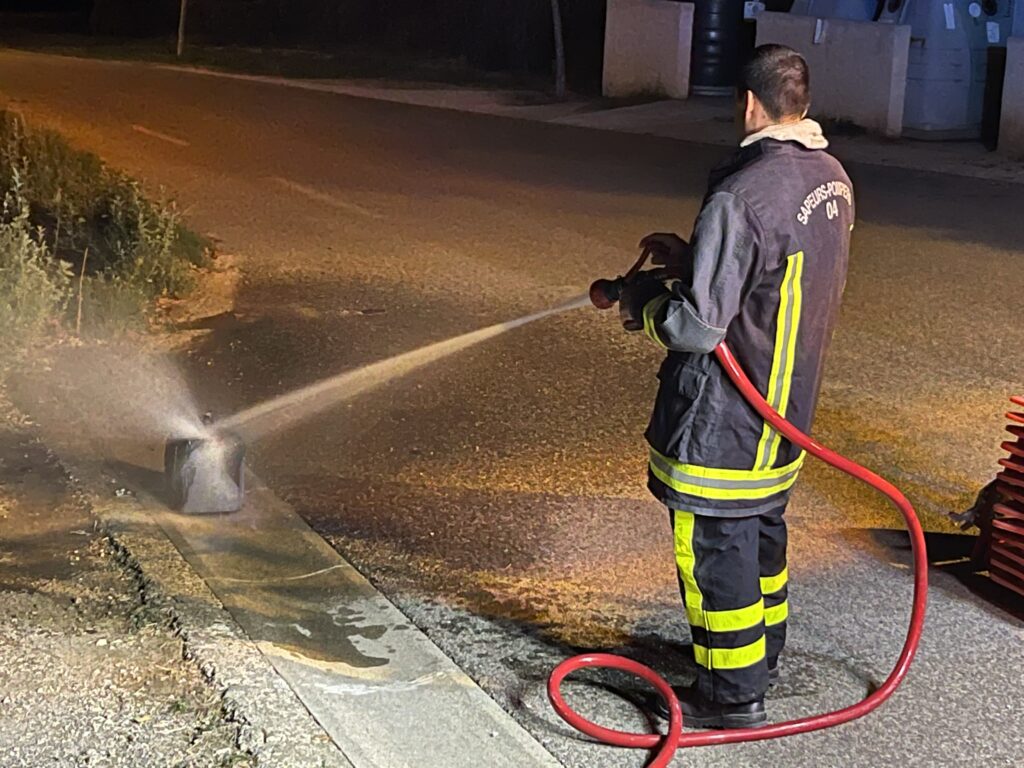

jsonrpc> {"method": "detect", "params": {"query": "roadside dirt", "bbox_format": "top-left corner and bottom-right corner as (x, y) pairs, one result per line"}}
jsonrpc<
(0, 392), (250, 768)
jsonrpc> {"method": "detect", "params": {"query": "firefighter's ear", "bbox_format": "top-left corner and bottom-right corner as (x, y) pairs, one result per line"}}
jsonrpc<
(743, 90), (767, 134)
(744, 91), (777, 135)
(745, 90), (757, 120)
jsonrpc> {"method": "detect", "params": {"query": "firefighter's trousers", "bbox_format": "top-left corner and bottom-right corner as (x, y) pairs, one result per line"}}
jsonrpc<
(670, 506), (789, 704)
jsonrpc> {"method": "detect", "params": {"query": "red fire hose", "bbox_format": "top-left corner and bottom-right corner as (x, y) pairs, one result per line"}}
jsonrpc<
(548, 341), (928, 767)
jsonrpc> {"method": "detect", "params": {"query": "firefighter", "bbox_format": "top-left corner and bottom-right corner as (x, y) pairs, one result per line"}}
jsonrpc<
(620, 44), (854, 728)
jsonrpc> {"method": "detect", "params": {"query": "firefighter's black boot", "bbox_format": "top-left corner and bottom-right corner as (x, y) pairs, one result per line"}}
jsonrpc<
(648, 685), (767, 729)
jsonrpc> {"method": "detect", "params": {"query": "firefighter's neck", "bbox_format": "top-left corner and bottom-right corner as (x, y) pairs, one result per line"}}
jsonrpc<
(740, 91), (803, 142)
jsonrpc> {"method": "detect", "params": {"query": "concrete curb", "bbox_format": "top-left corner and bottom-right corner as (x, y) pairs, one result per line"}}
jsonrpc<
(61, 458), (354, 768)
(141, 472), (566, 768)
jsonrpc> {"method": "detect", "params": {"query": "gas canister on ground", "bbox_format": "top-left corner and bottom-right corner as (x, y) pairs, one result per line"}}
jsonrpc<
(164, 433), (246, 514)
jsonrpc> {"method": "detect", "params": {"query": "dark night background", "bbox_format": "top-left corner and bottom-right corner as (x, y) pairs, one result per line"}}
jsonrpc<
(0, 0), (796, 92)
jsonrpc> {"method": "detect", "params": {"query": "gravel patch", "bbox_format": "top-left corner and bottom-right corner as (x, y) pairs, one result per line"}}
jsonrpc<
(0, 395), (250, 768)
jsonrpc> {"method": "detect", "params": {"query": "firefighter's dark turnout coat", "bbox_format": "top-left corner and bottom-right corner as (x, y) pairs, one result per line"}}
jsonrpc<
(643, 119), (854, 518)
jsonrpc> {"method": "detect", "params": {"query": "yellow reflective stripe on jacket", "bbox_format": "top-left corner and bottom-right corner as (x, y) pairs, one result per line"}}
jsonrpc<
(693, 637), (766, 670)
(755, 251), (805, 470)
(651, 448), (805, 501)
(770, 252), (804, 467)
(642, 294), (671, 349)
(764, 600), (789, 627)
(760, 566), (788, 595)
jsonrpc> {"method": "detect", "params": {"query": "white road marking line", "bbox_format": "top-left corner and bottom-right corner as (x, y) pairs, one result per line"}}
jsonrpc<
(270, 176), (383, 219)
(130, 124), (191, 147)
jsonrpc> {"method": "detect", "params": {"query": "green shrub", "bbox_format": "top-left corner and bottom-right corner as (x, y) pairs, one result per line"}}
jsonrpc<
(76, 277), (149, 338)
(0, 110), (207, 298)
(0, 175), (73, 357)
(0, 110), (206, 359)
(101, 181), (195, 296)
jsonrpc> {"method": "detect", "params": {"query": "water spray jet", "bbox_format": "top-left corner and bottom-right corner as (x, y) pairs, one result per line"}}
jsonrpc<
(162, 295), (590, 513)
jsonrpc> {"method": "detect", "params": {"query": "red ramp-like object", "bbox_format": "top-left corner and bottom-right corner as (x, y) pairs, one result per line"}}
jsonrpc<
(987, 397), (1024, 596)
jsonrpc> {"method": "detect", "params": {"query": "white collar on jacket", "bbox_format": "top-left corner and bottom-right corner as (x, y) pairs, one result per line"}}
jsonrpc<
(740, 118), (829, 150)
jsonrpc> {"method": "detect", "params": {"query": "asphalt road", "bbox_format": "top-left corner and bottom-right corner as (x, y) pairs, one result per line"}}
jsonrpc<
(3, 50), (1024, 767)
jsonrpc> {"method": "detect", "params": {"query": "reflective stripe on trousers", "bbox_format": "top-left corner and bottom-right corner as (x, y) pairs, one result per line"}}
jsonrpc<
(672, 509), (789, 703)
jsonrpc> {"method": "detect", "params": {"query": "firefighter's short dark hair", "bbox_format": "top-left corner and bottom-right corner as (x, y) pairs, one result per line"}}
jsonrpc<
(738, 44), (810, 121)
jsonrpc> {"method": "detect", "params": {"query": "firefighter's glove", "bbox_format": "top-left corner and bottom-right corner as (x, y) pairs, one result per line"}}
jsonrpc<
(619, 273), (669, 332)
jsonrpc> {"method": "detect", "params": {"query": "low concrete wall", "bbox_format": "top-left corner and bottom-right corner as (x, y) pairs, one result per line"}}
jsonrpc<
(603, 0), (693, 99)
(757, 12), (911, 137)
(1000, 38), (1024, 159)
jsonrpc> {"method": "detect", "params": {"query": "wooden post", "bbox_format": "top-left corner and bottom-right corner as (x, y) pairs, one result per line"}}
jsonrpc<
(177, 0), (189, 58)
(550, 0), (566, 98)
(76, 248), (89, 337)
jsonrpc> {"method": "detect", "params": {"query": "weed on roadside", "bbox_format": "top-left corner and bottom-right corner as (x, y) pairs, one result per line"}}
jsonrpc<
(0, 170), (73, 358)
(0, 109), (209, 360)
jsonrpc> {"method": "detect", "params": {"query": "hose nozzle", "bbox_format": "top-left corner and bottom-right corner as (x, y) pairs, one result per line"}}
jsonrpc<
(589, 277), (624, 310)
